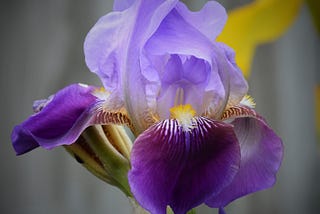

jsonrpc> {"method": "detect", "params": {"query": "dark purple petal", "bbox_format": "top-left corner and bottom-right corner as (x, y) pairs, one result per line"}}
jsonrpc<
(11, 84), (101, 155)
(206, 116), (283, 208)
(219, 207), (226, 214)
(129, 118), (240, 214)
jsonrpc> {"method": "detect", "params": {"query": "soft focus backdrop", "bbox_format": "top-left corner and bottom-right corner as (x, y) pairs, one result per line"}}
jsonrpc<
(1, 0), (319, 213)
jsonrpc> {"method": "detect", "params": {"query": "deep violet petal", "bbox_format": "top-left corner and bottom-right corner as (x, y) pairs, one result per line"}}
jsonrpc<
(11, 84), (100, 155)
(206, 116), (283, 208)
(129, 117), (240, 214)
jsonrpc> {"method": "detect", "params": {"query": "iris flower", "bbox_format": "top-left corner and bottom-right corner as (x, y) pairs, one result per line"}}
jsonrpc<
(11, 0), (283, 213)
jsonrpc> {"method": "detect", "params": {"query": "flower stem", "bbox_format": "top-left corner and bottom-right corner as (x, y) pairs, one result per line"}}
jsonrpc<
(64, 138), (114, 184)
(81, 125), (132, 197)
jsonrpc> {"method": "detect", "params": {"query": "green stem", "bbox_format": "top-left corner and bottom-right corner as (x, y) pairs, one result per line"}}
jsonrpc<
(82, 125), (132, 197)
(64, 143), (114, 184)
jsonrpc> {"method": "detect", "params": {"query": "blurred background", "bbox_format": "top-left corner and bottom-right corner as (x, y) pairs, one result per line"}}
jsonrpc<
(1, 0), (319, 213)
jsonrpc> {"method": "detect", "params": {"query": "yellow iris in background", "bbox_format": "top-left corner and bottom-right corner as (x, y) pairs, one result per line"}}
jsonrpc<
(218, 0), (320, 145)
(217, 0), (303, 76)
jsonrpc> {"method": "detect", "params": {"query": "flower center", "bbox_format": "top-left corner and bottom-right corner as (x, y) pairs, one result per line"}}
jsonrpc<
(170, 104), (196, 131)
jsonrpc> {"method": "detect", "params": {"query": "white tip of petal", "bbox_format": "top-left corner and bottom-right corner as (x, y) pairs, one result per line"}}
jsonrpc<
(78, 83), (89, 88)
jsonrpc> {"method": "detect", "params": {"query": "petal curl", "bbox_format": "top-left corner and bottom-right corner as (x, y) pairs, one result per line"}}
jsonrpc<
(175, 1), (227, 40)
(144, 8), (247, 119)
(85, 0), (178, 133)
(129, 118), (240, 214)
(206, 115), (283, 208)
(11, 84), (131, 155)
(84, 10), (124, 91)
(11, 84), (99, 154)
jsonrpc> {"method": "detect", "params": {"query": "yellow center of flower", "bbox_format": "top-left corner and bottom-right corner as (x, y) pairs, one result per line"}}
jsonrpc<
(170, 104), (197, 131)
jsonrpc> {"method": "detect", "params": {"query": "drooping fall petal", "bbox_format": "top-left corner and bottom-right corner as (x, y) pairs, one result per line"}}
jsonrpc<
(129, 118), (240, 214)
(11, 84), (103, 154)
(206, 115), (283, 208)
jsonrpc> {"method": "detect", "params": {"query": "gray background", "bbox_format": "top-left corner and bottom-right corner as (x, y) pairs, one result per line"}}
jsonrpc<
(1, 0), (319, 213)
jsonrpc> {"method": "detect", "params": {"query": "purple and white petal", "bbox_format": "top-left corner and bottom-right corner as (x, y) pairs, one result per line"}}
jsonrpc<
(11, 84), (102, 155)
(129, 118), (240, 214)
(206, 116), (283, 208)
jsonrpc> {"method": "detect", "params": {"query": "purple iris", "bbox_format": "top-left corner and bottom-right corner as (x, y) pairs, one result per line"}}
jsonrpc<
(11, 0), (283, 214)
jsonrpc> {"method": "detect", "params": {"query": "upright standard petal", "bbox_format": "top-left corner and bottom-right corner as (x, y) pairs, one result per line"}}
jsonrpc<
(84, 10), (125, 91)
(206, 115), (283, 208)
(129, 118), (240, 214)
(175, 1), (227, 41)
(123, 0), (178, 133)
(11, 84), (101, 155)
(143, 7), (248, 119)
(85, 0), (178, 133)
